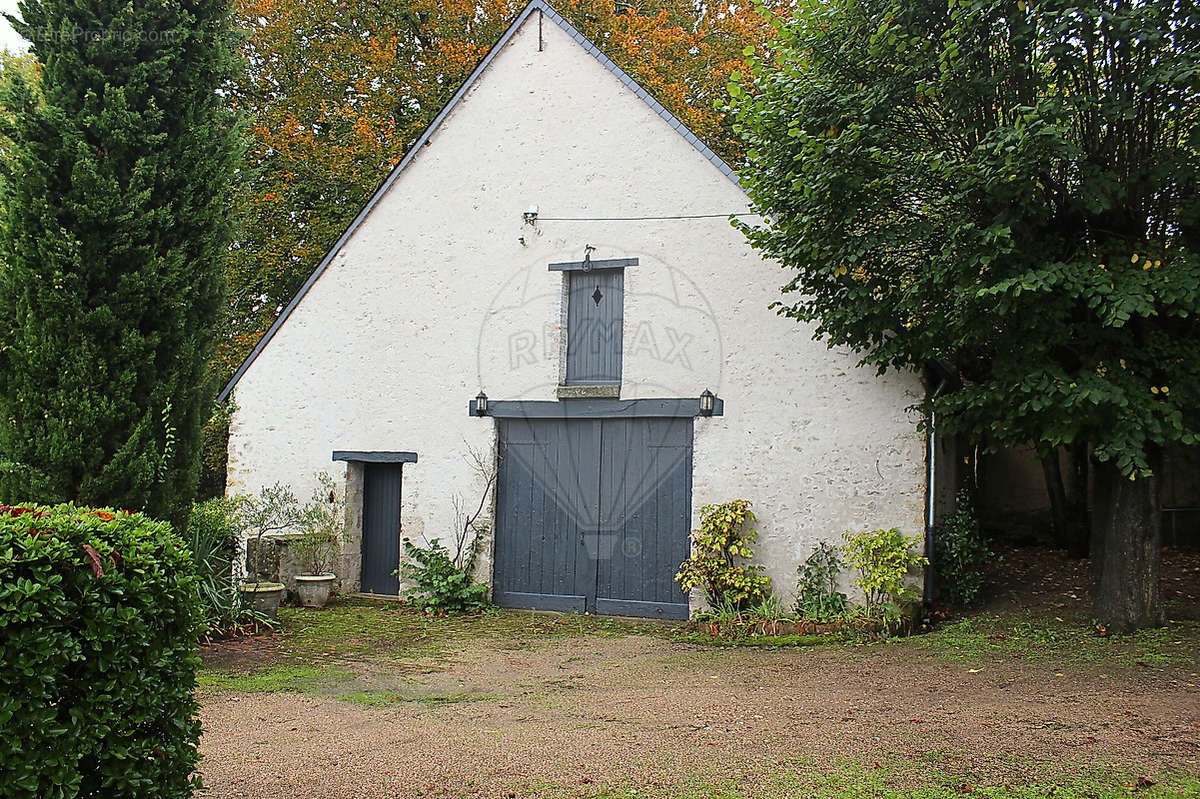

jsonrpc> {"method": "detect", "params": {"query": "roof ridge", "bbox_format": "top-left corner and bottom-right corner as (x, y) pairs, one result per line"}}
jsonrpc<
(218, 0), (742, 402)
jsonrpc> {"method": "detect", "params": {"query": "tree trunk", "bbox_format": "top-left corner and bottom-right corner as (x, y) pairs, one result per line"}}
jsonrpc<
(1041, 448), (1070, 543)
(1091, 457), (1163, 634)
(1065, 442), (1090, 558)
(1041, 444), (1090, 558)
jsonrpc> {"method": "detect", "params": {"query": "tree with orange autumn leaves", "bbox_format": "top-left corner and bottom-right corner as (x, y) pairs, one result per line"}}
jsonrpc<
(220, 0), (786, 376)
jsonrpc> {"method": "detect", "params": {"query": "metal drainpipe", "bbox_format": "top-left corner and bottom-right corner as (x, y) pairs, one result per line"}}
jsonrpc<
(923, 377), (948, 606)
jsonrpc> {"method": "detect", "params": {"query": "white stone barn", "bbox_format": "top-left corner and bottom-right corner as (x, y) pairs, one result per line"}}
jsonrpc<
(221, 0), (937, 618)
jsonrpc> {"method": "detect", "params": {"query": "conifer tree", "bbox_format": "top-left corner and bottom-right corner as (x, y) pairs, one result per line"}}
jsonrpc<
(0, 0), (241, 523)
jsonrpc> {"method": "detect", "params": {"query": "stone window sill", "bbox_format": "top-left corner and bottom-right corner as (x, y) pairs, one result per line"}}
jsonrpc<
(556, 384), (621, 399)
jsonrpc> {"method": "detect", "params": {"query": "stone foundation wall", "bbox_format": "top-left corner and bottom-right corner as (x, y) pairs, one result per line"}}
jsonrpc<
(245, 532), (358, 599)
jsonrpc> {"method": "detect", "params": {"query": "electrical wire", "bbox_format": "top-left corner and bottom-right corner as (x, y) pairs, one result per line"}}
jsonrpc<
(534, 212), (757, 221)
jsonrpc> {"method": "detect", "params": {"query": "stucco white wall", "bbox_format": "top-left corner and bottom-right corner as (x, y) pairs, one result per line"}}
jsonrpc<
(226, 12), (927, 605)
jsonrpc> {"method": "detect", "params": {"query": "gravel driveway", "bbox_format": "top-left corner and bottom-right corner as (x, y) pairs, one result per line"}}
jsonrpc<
(197, 623), (1200, 798)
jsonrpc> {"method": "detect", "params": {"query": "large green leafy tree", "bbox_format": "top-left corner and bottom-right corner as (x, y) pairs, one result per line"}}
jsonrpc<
(0, 0), (242, 523)
(732, 0), (1200, 632)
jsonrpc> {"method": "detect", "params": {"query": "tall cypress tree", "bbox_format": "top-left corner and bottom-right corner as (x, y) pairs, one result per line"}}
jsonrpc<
(0, 1), (240, 523)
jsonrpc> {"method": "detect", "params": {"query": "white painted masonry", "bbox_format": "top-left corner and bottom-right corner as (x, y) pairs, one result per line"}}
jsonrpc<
(224, 2), (928, 606)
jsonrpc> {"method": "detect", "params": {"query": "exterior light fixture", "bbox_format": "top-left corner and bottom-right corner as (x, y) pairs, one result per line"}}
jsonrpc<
(474, 391), (489, 417)
(699, 389), (715, 416)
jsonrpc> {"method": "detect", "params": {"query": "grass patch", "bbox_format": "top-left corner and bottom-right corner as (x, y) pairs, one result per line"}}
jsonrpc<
(199, 598), (1199, 696)
(912, 611), (1200, 669)
(271, 600), (662, 660)
(793, 765), (1198, 799)
(523, 759), (1200, 799)
(197, 663), (354, 694)
(198, 600), (669, 697)
(200, 600), (668, 680)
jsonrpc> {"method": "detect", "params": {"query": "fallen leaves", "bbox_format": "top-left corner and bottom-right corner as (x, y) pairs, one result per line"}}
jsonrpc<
(81, 544), (105, 578)
(1123, 775), (1157, 791)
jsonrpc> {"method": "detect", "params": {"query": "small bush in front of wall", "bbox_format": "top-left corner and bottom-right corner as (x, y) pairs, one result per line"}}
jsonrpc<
(681, 526), (929, 642)
(234, 482), (301, 582)
(795, 541), (849, 622)
(675, 499), (772, 609)
(186, 497), (265, 635)
(744, 593), (787, 622)
(0, 504), (203, 798)
(399, 538), (489, 613)
(933, 491), (995, 606)
(842, 527), (927, 619)
(292, 471), (348, 576)
(686, 596), (879, 643)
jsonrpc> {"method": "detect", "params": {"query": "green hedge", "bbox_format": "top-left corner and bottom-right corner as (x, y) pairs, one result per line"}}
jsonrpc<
(0, 504), (203, 798)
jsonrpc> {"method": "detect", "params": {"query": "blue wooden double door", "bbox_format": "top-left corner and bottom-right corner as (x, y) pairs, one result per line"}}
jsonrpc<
(493, 416), (692, 619)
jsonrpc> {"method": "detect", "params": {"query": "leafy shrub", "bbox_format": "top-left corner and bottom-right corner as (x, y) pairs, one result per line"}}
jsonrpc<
(399, 538), (489, 613)
(744, 593), (786, 621)
(187, 497), (238, 574)
(691, 597), (744, 624)
(291, 471), (347, 576)
(933, 491), (995, 606)
(795, 541), (849, 622)
(186, 497), (263, 633)
(234, 482), (300, 583)
(197, 400), (233, 500)
(0, 504), (203, 798)
(675, 499), (772, 609)
(842, 527), (927, 617)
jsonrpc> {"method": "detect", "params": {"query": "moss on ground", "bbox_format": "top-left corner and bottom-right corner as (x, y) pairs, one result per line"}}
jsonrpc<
(665, 606), (1199, 672)
(272, 600), (661, 660)
(198, 601), (1200, 796)
(198, 599), (668, 695)
(197, 663), (355, 693)
(911, 611), (1200, 669)
(199, 598), (1200, 703)
(523, 759), (1200, 799)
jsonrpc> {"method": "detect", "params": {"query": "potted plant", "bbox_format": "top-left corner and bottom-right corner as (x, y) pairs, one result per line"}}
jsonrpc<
(291, 472), (346, 609)
(235, 482), (300, 619)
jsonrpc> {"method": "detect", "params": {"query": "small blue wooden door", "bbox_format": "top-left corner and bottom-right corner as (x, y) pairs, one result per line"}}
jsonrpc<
(361, 463), (402, 594)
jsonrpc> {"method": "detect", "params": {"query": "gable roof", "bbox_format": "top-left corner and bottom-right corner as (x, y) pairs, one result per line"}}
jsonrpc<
(218, 0), (742, 402)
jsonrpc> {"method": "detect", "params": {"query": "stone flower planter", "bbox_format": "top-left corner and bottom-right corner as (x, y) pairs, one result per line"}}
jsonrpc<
(295, 573), (336, 609)
(238, 582), (285, 620)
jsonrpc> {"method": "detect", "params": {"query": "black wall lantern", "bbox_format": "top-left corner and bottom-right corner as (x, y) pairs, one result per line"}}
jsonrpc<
(699, 389), (715, 416)
(474, 391), (489, 416)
